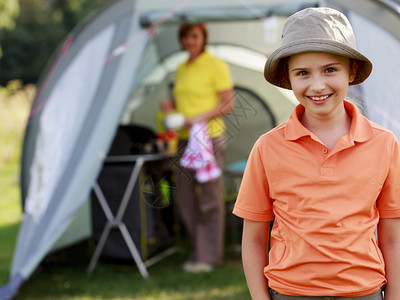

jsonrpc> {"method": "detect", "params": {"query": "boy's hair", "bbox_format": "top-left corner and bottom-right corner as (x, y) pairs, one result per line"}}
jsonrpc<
(178, 22), (208, 51)
(276, 57), (290, 89)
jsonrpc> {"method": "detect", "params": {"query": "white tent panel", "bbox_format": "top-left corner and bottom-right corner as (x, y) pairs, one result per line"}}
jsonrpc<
(51, 201), (91, 251)
(24, 24), (115, 223)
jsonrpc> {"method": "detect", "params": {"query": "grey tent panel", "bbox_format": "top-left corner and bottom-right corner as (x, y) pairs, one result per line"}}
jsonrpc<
(3, 1), (151, 298)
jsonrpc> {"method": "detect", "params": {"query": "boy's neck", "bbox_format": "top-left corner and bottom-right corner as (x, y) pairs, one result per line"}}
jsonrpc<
(300, 106), (352, 150)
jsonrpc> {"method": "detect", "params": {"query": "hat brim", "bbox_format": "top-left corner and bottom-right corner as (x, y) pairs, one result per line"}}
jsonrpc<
(264, 39), (373, 89)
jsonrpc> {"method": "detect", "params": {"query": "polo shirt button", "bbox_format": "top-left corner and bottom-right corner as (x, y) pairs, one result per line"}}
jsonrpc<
(322, 148), (328, 154)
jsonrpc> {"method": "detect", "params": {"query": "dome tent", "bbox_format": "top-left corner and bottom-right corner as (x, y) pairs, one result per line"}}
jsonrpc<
(1, 0), (400, 298)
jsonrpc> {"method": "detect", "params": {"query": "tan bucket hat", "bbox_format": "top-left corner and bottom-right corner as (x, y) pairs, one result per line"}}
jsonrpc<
(264, 7), (373, 89)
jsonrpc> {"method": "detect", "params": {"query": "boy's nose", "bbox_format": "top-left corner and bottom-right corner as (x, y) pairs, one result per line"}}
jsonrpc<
(311, 75), (325, 92)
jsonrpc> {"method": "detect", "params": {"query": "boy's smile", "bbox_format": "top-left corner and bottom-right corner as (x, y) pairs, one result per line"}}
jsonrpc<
(307, 94), (331, 104)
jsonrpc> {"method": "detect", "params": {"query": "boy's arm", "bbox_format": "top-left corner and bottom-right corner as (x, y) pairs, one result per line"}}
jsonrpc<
(377, 218), (400, 300)
(242, 219), (271, 300)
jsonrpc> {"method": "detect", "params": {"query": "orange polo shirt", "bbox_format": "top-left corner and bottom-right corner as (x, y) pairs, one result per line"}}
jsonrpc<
(233, 100), (400, 297)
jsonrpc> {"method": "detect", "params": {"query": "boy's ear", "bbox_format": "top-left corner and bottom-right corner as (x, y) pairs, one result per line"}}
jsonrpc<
(349, 59), (358, 83)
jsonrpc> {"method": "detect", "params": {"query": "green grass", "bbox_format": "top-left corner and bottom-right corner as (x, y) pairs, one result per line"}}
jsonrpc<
(12, 244), (248, 300)
(0, 81), (29, 285)
(0, 83), (249, 300)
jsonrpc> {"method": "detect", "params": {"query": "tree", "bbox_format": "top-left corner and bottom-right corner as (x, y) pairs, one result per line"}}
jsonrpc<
(0, 0), (19, 58)
(0, 0), (19, 30)
(0, 0), (108, 85)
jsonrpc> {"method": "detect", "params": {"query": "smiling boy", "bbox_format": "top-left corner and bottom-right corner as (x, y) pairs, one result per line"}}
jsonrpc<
(233, 7), (400, 300)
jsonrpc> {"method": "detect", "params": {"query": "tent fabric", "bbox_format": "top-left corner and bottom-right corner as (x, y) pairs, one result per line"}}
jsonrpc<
(13, 0), (145, 278)
(328, 0), (400, 41)
(2, 0), (150, 298)
(349, 9), (400, 138)
(2, 0), (400, 299)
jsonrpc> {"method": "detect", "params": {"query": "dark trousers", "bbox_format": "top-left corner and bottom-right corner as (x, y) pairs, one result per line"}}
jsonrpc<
(177, 135), (226, 265)
(269, 288), (383, 300)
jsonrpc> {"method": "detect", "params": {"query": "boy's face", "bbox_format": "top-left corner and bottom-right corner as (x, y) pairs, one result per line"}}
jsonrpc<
(288, 52), (356, 119)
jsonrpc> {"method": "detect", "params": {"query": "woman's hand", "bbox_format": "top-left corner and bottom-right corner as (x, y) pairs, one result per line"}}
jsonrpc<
(184, 114), (206, 127)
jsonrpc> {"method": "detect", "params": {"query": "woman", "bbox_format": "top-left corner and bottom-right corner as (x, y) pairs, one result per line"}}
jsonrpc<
(163, 22), (234, 273)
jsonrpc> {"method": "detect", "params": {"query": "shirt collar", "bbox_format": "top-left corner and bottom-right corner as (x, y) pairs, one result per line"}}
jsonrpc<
(285, 100), (374, 143)
(186, 50), (209, 66)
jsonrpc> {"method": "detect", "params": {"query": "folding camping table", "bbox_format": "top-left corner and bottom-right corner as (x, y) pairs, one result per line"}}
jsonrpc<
(87, 153), (176, 278)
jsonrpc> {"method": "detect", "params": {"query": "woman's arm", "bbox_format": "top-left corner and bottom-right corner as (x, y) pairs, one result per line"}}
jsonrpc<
(242, 219), (271, 300)
(377, 217), (400, 300)
(185, 89), (234, 126)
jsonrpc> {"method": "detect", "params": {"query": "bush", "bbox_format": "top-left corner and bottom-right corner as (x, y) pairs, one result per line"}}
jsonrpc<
(0, 0), (109, 85)
(0, 81), (34, 167)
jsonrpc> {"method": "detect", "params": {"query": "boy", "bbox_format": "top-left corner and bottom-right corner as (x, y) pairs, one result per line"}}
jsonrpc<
(233, 7), (400, 300)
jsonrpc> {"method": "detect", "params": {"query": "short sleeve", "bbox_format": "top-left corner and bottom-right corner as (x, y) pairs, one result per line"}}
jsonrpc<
(377, 135), (400, 218)
(212, 59), (233, 92)
(232, 138), (274, 222)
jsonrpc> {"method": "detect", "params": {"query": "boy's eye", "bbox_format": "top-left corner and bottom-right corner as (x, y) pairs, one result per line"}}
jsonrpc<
(326, 67), (336, 73)
(297, 70), (308, 76)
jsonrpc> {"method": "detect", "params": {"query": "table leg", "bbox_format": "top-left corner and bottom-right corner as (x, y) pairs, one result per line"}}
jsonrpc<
(87, 221), (113, 273)
(120, 223), (149, 278)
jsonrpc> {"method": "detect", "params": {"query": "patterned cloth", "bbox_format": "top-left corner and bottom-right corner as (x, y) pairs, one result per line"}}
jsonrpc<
(180, 122), (222, 183)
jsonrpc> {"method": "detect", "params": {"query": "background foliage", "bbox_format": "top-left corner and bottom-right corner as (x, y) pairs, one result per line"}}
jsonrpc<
(0, 0), (19, 30)
(0, 0), (109, 86)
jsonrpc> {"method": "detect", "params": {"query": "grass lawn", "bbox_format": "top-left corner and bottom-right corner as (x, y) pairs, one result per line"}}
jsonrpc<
(0, 84), (249, 299)
(0, 82), (30, 286)
(13, 243), (248, 300)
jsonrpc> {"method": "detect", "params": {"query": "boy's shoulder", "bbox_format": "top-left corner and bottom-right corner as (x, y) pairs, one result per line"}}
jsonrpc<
(369, 120), (392, 133)
(256, 121), (288, 145)
(368, 119), (398, 140)
(263, 121), (287, 136)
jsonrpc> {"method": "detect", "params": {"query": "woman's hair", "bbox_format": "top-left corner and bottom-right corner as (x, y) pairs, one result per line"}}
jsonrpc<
(178, 22), (208, 51)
